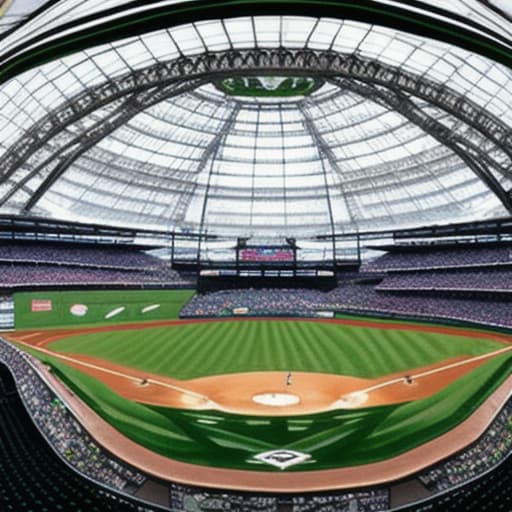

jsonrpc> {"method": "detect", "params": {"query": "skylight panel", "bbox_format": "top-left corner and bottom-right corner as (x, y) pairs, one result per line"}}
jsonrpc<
(222, 18), (255, 48)
(195, 19), (231, 52)
(306, 18), (343, 50)
(281, 16), (316, 48)
(253, 17), (280, 47)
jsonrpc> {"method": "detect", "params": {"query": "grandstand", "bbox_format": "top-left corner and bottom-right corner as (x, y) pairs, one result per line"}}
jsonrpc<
(0, 1), (511, 511)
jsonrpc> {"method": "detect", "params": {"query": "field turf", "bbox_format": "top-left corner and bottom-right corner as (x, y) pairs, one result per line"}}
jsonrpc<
(24, 317), (512, 472)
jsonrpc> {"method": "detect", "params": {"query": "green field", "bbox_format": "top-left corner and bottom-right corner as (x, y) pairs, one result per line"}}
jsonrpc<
(47, 318), (505, 378)
(24, 317), (512, 472)
(14, 289), (195, 328)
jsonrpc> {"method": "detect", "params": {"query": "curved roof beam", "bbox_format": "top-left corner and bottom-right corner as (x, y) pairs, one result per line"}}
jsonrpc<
(1, 79), (205, 210)
(299, 103), (359, 224)
(328, 77), (512, 213)
(2, 48), (512, 184)
(173, 101), (241, 228)
(1, 0), (512, 87)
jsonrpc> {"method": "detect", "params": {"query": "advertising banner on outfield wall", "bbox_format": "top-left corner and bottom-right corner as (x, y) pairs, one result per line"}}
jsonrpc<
(31, 299), (52, 312)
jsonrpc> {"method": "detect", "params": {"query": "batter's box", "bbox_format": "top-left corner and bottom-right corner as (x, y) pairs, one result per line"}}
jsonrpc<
(253, 449), (311, 469)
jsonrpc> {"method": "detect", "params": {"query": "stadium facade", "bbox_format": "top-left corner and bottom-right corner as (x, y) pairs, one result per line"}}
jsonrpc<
(0, 1), (511, 511)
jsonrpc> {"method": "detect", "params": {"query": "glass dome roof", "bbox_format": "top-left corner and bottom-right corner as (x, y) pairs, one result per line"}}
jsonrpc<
(0, 1), (511, 238)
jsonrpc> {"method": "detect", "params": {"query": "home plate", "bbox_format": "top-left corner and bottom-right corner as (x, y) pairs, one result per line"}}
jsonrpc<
(252, 392), (300, 407)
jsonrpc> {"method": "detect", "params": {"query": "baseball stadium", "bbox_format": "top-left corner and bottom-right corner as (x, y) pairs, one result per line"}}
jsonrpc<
(0, 1), (511, 512)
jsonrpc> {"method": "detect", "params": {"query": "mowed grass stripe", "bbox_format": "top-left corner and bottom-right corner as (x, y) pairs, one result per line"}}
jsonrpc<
(203, 322), (237, 376)
(169, 324), (208, 373)
(116, 329), (154, 363)
(47, 319), (505, 380)
(374, 329), (403, 374)
(392, 329), (424, 369)
(285, 321), (322, 372)
(234, 321), (255, 374)
(222, 321), (245, 374)
(300, 321), (329, 370)
(210, 321), (241, 376)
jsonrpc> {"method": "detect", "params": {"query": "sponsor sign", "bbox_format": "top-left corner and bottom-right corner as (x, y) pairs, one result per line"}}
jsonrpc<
(31, 299), (52, 312)
(105, 306), (125, 319)
(232, 307), (249, 315)
(316, 311), (335, 318)
(141, 304), (160, 314)
(200, 269), (220, 276)
(70, 304), (88, 317)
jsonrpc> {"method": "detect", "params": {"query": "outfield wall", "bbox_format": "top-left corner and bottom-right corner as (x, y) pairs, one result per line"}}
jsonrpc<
(14, 289), (195, 329)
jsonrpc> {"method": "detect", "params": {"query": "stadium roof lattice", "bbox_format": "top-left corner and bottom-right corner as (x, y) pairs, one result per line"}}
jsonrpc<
(0, 0), (512, 238)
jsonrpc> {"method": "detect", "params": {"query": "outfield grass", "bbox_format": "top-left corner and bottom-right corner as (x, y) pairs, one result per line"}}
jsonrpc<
(47, 318), (505, 379)
(20, 317), (511, 471)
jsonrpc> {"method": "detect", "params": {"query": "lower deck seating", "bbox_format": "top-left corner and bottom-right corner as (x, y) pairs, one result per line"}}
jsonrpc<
(397, 456), (512, 512)
(0, 363), (162, 512)
(182, 282), (512, 328)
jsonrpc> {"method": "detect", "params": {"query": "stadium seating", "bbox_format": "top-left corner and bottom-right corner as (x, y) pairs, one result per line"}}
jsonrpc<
(0, 341), (148, 493)
(184, 244), (512, 328)
(180, 287), (325, 317)
(0, 263), (183, 288)
(0, 242), (162, 269)
(361, 244), (512, 272)
(397, 456), (512, 512)
(182, 284), (512, 328)
(0, 361), (163, 512)
(0, 242), (194, 289)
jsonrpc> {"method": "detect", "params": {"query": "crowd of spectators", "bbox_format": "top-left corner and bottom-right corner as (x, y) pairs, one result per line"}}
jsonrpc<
(182, 283), (512, 328)
(169, 484), (389, 512)
(0, 242), (161, 270)
(0, 263), (189, 288)
(320, 284), (512, 328)
(184, 244), (512, 328)
(362, 244), (512, 272)
(377, 268), (512, 292)
(170, 484), (278, 511)
(0, 338), (146, 494)
(418, 400), (512, 492)
(181, 287), (327, 317)
(291, 490), (389, 512)
(0, 241), (199, 289)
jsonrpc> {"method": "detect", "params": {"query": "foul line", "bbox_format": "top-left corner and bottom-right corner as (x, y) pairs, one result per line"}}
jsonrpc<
(11, 338), (212, 403)
(17, 332), (42, 340)
(340, 346), (512, 399)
